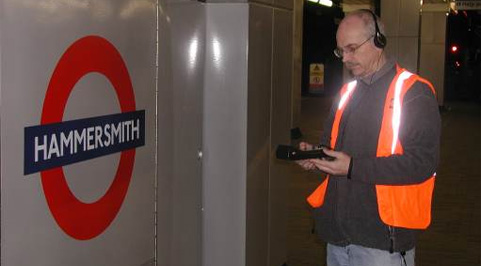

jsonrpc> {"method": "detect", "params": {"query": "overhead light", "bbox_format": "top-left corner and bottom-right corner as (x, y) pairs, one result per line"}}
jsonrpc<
(307, 0), (333, 7)
(319, 0), (333, 7)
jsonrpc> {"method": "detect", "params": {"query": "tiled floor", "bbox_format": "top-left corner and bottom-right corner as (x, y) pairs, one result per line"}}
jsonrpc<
(286, 96), (481, 266)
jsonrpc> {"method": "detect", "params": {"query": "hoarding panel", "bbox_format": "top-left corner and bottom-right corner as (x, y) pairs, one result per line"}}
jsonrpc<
(0, 1), (156, 265)
(157, 1), (205, 265)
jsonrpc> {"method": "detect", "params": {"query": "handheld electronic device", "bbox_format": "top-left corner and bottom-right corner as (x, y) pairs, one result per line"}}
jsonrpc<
(276, 145), (335, 161)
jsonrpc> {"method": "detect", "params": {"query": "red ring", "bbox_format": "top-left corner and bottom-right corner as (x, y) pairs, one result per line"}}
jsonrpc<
(40, 36), (136, 240)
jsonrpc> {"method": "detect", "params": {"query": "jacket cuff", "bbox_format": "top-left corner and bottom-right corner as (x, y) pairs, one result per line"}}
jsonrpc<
(347, 157), (353, 179)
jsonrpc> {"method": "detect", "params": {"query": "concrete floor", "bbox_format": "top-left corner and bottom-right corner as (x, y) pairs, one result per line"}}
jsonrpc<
(286, 96), (481, 266)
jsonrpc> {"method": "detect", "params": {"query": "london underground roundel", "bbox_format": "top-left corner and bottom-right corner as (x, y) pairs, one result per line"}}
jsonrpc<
(39, 36), (139, 240)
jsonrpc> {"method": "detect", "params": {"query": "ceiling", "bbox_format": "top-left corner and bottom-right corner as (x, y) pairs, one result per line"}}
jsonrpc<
(341, 0), (451, 4)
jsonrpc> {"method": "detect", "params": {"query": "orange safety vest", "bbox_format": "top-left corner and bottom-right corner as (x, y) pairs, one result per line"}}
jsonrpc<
(307, 67), (436, 229)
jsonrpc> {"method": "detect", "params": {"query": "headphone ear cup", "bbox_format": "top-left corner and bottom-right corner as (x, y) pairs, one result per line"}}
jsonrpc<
(374, 32), (387, 48)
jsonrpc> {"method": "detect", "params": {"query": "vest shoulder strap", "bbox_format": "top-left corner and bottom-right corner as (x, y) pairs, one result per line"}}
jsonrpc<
(330, 80), (357, 148)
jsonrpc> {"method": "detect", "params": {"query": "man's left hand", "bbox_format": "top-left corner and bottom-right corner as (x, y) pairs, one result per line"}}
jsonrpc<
(310, 149), (351, 176)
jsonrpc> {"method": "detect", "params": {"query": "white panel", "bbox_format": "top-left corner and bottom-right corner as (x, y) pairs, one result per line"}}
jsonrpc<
(253, 0), (273, 4)
(343, 4), (373, 13)
(398, 37), (419, 73)
(157, 1), (205, 266)
(382, 0), (400, 36)
(384, 36), (399, 62)
(269, 8), (292, 266)
(432, 12), (448, 44)
(156, 1), (175, 264)
(382, 0), (421, 73)
(422, 3), (450, 12)
(247, 4), (273, 266)
(420, 43), (445, 104)
(1, 0), (156, 265)
(274, 0), (293, 9)
(205, 0), (247, 2)
(203, 3), (249, 266)
(399, 0), (421, 36)
(419, 11), (446, 106)
(421, 12), (438, 43)
(291, 0), (303, 129)
(0, 0), (3, 105)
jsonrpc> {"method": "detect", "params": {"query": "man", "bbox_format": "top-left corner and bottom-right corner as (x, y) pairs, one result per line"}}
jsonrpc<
(297, 9), (441, 266)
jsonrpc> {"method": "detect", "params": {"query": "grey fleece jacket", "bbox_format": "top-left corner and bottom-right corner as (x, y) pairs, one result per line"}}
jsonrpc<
(313, 60), (441, 252)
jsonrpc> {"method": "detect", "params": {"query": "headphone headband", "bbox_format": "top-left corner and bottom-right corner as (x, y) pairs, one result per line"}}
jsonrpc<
(361, 9), (387, 49)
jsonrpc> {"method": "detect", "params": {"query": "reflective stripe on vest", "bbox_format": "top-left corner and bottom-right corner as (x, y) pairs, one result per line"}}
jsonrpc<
(306, 68), (436, 229)
(306, 80), (356, 208)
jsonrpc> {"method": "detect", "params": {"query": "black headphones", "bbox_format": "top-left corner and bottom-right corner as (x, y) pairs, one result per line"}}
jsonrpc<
(362, 9), (387, 49)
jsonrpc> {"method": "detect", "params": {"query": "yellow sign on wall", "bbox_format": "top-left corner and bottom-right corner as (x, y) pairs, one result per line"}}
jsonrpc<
(309, 63), (324, 93)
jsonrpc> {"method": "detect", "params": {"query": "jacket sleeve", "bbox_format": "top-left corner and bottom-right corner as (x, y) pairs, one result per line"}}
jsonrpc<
(349, 82), (441, 185)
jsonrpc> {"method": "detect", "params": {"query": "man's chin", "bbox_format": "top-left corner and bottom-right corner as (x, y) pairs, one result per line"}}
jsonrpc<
(348, 68), (363, 78)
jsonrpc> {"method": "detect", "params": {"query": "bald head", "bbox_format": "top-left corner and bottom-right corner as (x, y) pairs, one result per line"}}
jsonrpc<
(335, 10), (387, 78)
(340, 10), (385, 41)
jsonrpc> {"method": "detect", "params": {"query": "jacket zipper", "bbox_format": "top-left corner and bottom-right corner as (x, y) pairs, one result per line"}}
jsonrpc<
(388, 226), (395, 253)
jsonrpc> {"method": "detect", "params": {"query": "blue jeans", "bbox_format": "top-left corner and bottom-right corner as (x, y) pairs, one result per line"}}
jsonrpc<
(327, 243), (415, 266)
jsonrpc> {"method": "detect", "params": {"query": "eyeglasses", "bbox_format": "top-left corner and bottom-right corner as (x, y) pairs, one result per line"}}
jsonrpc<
(334, 36), (373, 59)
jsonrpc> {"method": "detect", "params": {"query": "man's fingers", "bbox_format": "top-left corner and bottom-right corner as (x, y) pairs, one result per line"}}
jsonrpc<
(296, 159), (315, 170)
(310, 159), (331, 171)
(322, 148), (341, 159)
